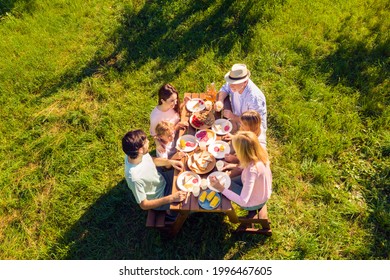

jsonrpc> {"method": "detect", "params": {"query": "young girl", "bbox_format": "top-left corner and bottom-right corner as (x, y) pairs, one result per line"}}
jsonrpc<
(210, 131), (272, 211)
(150, 84), (188, 155)
(154, 120), (176, 159)
(223, 110), (266, 163)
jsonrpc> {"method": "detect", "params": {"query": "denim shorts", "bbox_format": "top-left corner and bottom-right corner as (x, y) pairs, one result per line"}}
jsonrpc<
(153, 168), (174, 211)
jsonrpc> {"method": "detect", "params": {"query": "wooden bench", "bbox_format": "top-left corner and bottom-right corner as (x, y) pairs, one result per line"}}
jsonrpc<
(235, 204), (272, 236)
(146, 210), (167, 228)
(146, 210), (178, 236)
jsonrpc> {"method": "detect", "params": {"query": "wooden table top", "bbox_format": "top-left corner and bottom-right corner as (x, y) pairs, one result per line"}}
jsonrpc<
(170, 93), (235, 214)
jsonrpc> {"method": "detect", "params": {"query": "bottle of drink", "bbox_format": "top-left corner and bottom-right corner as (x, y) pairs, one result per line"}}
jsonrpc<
(205, 82), (217, 102)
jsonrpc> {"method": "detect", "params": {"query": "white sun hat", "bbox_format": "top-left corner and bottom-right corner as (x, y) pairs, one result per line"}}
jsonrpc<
(224, 63), (251, 84)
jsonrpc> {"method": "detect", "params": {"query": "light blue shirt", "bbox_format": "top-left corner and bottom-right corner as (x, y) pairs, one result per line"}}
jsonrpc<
(124, 153), (166, 204)
(221, 79), (267, 134)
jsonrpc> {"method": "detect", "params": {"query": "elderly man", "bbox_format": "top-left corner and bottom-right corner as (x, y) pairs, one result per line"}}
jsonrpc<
(122, 129), (186, 211)
(217, 63), (267, 147)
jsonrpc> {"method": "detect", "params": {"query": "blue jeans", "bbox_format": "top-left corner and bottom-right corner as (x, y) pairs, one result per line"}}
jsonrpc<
(153, 168), (174, 211)
(229, 176), (266, 211)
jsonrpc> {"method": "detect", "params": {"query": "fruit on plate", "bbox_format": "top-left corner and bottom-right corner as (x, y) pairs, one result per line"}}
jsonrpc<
(196, 130), (215, 143)
(199, 191), (207, 203)
(179, 139), (196, 149)
(182, 173), (198, 189)
(191, 99), (204, 110)
(214, 145), (225, 152)
(207, 190), (216, 201)
(213, 123), (230, 133)
(191, 110), (215, 128)
(209, 196), (220, 208)
(180, 139), (186, 149)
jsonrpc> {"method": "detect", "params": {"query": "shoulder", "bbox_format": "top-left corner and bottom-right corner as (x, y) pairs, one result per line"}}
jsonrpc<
(247, 80), (265, 98)
(220, 83), (231, 93)
(249, 161), (267, 174)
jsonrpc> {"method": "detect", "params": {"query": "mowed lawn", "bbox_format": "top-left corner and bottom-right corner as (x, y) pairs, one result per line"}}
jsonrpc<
(0, 0), (388, 259)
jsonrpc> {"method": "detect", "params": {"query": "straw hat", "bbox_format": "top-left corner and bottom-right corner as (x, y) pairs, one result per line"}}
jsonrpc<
(224, 64), (251, 84)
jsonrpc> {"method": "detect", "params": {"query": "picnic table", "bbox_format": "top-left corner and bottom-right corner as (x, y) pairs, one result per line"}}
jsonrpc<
(147, 92), (271, 237)
(165, 93), (239, 236)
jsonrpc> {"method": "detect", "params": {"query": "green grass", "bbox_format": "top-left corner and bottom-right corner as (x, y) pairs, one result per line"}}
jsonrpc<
(0, 0), (388, 259)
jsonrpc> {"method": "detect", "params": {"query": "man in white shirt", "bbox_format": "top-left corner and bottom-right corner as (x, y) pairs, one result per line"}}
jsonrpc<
(217, 64), (267, 146)
(122, 129), (186, 210)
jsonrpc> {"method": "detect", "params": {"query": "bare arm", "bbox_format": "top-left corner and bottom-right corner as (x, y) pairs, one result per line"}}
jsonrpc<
(139, 191), (186, 210)
(217, 91), (228, 103)
(153, 157), (184, 171)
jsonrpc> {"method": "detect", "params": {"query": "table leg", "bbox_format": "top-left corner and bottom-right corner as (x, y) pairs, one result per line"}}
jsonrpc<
(169, 211), (190, 236)
(226, 209), (239, 223)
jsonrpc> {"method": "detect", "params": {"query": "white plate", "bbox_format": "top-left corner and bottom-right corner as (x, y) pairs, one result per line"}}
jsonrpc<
(177, 171), (201, 192)
(212, 119), (233, 135)
(195, 129), (216, 146)
(208, 140), (231, 159)
(176, 134), (198, 152)
(189, 114), (212, 130)
(207, 171), (231, 192)
(186, 98), (206, 113)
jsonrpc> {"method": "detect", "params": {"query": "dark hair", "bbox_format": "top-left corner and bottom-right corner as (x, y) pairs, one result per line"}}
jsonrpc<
(122, 130), (147, 159)
(158, 83), (180, 114)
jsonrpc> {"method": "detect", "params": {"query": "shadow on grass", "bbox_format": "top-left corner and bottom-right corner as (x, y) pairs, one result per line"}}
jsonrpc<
(318, 18), (389, 119)
(51, 178), (269, 259)
(295, 13), (389, 259)
(317, 17), (389, 259)
(36, 0), (284, 99)
(0, 0), (36, 17)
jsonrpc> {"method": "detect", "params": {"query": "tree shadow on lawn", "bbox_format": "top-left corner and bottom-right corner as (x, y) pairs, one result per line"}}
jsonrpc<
(317, 19), (389, 119)
(51, 179), (269, 259)
(317, 23), (389, 259)
(296, 15), (389, 259)
(36, 0), (283, 100)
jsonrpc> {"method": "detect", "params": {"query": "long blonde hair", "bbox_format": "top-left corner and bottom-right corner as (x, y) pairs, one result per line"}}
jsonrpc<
(240, 110), (261, 137)
(232, 131), (268, 168)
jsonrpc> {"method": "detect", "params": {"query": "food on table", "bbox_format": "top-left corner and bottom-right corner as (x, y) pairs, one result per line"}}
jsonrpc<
(199, 191), (207, 203)
(182, 173), (198, 189)
(187, 99), (205, 112)
(209, 195), (220, 208)
(213, 123), (231, 133)
(214, 144), (225, 152)
(190, 150), (214, 172)
(192, 99), (203, 110)
(179, 138), (196, 149)
(191, 110), (215, 128)
(195, 129), (215, 143)
(207, 190), (216, 202)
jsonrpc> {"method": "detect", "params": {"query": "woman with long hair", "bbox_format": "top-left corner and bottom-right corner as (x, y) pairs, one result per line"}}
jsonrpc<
(210, 131), (272, 211)
(149, 84), (188, 156)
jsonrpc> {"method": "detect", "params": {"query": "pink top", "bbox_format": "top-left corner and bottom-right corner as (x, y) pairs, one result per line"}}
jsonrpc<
(222, 161), (272, 207)
(149, 106), (180, 136)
